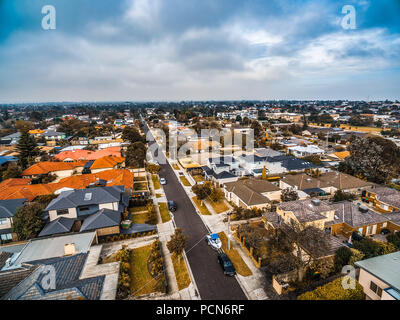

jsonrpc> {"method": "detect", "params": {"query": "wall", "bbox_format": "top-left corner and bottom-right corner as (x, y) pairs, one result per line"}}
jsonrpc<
(49, 207), (77, 221)
(96, 226), (120, 237)
(358, 268), (393, 300)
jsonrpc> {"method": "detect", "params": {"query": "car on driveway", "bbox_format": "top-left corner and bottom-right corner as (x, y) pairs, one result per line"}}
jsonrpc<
(206, 233), (222, 250)
(168, 200), (177, 212)
(217, 252), (236, 276)
(160, 177), (166, 185)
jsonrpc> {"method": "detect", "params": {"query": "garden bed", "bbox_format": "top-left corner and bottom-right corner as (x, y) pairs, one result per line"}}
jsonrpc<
(152, 174), (161, 190)
(171, 254), (191, 291)
(158, 202), (171, 223)
(179, 176), (191, 186)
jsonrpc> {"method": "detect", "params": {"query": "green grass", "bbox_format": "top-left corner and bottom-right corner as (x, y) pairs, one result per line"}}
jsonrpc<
(192, 197), (211, 215)
(129, 244), (164, 296)
(134, 182), (148, 191)
(152, 174), (161, 190)
(208, 199), (229, 214)
(218, 232), (252, 277)
(130, 206), (147, 213)
(193, 175), (205, 183)
(171, 254), (191, 291)
(131, 212), (148, 224)
(158, 202), (171, 223)
(179, 176), (191, 187)
(134, 176), (147, 182)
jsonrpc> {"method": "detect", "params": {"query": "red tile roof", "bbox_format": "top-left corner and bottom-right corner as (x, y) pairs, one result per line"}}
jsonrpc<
(90, 156), (125, 170)
(53, 147), (121, 161)
(22, 161), (87, 176)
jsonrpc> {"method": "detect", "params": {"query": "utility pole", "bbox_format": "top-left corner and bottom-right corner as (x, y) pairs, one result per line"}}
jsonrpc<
(227, 211), (232, 251)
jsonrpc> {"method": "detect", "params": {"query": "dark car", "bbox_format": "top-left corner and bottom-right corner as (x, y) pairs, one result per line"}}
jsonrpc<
(217, 253), (236, 276)
(352, 231), (364, 242)
(381, 228), (390, 235)
(168, 200), (177, 212)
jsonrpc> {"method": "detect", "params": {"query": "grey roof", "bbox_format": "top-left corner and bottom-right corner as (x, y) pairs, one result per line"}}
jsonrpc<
(2, 253), (105, 300)
(12, 232), (96, 267)
(267, 155), (318, 171)
(80, 209), (120, 232)
(0, 252), (12, 270)
(385, 212), (400, 226)
(38, 217), (75, 237)
(0, 265), (39, 298)
(278, 199), (332, 223)
(202, 166), (237, 181)
(370, 187), (400, 209)
(0, 198), (26, 219)
(208, 156), (237, 164)
(45, 186), (124, 211)
(43, 130), (65, 137)
(329, 201), (388, 228)
(1, 132), (21, 140)
(254, 148), (283, 158)
(355, 251), (400, 292)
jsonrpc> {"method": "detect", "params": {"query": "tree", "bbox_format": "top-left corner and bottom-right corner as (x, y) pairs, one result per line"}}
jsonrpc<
(339, 135), (400, 184)
(122, 126), (144, 144)
(353, 238), (397, 259)
(12, 203), (45, 240)
(2, 163), (22, 180)
(166, 228), (188, 257)
(297, 277), (364, 300)
(146, 163), (161, 174)
(14, 120), (34, 132)
(387, 232), (400, 250)
(191, 182), (212, 205)
(280, 188), (299, 202)
(125, 141), (147, 168)
(16, 130), (39, 169)
(332, 190), (356, 202)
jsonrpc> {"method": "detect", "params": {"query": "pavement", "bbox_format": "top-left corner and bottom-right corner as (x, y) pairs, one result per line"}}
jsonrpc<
(143, 122), (247, 300)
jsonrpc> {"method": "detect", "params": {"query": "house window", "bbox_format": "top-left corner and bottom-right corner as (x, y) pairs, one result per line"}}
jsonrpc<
(57, 209), (69, 216)
(79, 206), (90, 212)
(369, 281), (383, 297)
(382, 222), (387, 228)
(0, 218), (8, 225)
(1, 233), (12, 241)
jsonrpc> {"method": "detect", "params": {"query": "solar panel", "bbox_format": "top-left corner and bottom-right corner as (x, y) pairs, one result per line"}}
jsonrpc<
(84, 193), (92, 201)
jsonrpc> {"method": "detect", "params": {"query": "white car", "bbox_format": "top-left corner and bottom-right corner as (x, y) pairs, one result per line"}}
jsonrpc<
(160, 178), (166, 185)
(205, 233), (222, 250)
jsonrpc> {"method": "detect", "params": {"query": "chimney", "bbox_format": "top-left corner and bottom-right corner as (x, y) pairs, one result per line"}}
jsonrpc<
(64, 243), (77, 256)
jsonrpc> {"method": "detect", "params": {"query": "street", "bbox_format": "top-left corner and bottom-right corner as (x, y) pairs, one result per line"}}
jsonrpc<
(143, 122), (247, 300)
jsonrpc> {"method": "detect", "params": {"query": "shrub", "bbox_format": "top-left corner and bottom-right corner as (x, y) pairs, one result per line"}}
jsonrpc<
(298, 277), (364, 300)
(387, 232), (400, 249)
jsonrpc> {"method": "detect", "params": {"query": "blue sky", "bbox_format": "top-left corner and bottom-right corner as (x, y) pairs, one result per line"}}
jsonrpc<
(0, 0), (399, 102)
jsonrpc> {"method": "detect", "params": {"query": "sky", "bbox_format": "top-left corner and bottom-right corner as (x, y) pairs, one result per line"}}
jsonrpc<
(0, 0), (400, 103)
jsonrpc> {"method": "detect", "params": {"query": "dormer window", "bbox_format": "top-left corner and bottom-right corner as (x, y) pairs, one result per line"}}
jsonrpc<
(57, 209), (69, 216)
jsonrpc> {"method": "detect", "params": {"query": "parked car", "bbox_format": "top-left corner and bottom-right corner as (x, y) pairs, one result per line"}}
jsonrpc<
(206, 233), (222, 250)
(217, 253), (236, 276)
(160, 177), (166, 185)
(381, 228), (390, 235)
(168, 200), (177, 212)
(352, 231), (364, 242)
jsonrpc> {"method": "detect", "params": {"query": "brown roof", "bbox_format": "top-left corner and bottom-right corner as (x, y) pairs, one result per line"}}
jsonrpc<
(224, 179), (280, 206)
(281, 171), (373, 191)
(370, 187), (400, 209)
(0, 265), (39, 298)
(90, 156), (125, 170)
(278, 199), (332, 223)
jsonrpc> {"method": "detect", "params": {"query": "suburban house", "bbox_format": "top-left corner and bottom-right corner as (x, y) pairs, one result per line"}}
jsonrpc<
(254, 147), (283, 158)
(43, 130), (66, 141)
(224, 178), (281, 209)
(355, 252), (400, 300)
(0, 156), (18, 170)
(287, 145), (325, 157)
(0, 132), (21, 145)
(187, 140), (220, 154)
(324, 201), (389, 237)
(21, 161), (86, 180)
(0, 198), (26, 242)
(280, 171), (374, 196)
(84, 156), (125, 174)
(202, 156), (240, 184)
(0, 232), (119, 300)
(363, 187), (400, 213)
(40, 186), (129, 237)
(237, 154), (268, 176)
(54, 147), (121, 162)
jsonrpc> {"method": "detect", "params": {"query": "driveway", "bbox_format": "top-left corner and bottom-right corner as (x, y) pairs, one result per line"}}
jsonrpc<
(143, 122), (247, 300)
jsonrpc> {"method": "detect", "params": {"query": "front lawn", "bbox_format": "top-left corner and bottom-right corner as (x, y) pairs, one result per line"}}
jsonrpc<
(131, 212), (148, 224)
(172, 164), (180, 170)
(208, 199), (229, 214)
(179, 176), (191, 187)
(218, 232), (252, 277)
(134, 182), (148, 191)
(158, 202), (171, 223)
(192, 197), (211, 215)
(129, 244), (165, 296)
(152, 174), (161, 190)
(130, 206), (147, 213)
(171, 254), (191, 291)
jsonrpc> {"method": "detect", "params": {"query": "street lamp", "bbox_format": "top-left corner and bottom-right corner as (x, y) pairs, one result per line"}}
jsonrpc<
(227, 211), (233, 251)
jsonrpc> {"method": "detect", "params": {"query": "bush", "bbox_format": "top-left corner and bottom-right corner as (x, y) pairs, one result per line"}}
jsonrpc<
(353, 238), (397, 259)
(298, 277), (364, 300)
(387, 232), (400, 250)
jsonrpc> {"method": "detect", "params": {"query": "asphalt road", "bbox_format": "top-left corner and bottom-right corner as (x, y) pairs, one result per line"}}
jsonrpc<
(143, 122), (247, 300)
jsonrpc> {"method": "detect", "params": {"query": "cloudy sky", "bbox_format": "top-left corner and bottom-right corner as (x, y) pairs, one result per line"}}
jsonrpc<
(0, 0), (399, 102)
